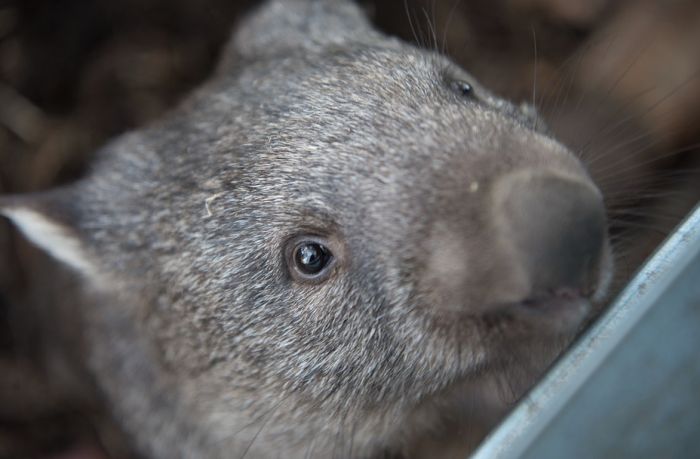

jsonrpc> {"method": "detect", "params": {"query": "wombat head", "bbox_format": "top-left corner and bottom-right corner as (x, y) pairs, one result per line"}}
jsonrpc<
(1, 0), (612, 457)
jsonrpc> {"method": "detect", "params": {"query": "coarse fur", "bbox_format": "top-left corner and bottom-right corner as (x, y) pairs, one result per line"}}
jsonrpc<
(0, 0), (612, 458)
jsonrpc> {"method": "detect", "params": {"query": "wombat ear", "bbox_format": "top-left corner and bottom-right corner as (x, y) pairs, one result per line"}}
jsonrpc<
(225, 0), (377, 62)
(0, 188), (96, 277)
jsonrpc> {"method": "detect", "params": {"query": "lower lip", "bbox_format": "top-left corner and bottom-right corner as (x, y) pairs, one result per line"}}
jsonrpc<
(512, 295), (592, 333)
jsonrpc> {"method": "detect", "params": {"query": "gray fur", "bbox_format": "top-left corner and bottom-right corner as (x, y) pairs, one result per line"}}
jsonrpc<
(0, 0), (611, 457)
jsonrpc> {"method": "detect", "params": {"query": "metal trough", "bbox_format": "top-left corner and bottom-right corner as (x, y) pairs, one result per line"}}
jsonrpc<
(471, 203), (700, 459)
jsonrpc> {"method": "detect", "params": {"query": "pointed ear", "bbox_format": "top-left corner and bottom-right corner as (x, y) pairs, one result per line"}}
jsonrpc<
(225, 0), (377, 62)
(0, 189), (96, 277)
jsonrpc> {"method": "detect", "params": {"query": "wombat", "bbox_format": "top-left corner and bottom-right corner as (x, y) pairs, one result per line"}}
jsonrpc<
(0, 0), (612, 457)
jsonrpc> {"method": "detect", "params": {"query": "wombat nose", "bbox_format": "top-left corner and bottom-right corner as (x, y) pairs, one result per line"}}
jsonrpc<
(494, 170), (606, 295)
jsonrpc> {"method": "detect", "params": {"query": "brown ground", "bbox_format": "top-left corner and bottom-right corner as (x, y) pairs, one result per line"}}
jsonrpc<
(0, 0), (698, 457)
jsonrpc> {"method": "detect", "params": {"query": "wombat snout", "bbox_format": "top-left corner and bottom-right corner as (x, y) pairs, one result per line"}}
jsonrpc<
(493, 169), (606, 299)
(421, 163), (607, 326)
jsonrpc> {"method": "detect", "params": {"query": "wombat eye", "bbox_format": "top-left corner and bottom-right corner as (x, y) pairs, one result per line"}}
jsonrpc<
(286, 237), (336, 283)
(451, 80), (474, 98)
(295, 242), (330, 274)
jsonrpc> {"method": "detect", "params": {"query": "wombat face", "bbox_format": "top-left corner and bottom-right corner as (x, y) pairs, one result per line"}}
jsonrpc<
(1, 1), (612, 457)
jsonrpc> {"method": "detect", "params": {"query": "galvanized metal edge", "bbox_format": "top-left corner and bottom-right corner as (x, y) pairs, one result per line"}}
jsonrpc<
(470, 202), (700, 459)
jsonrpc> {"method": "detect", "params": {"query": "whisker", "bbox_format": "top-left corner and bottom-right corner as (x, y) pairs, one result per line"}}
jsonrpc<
(238, 402), (280, 459)
(531, 26), (538, 130)
(440, 0), (463, 58)
(544, 31), (620, 124)
(422, 6), (439, 54)
(578, 69), (700, 156)
(575, 30), (658, 124)
(403, 0), (420, 48)
(592, 141), (700, 183)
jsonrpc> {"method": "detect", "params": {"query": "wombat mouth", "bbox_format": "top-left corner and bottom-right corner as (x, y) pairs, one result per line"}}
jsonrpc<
(504, 289), (592, 333)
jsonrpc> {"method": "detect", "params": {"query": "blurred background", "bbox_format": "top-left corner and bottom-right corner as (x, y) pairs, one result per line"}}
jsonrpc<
(0, 0), (698, 457)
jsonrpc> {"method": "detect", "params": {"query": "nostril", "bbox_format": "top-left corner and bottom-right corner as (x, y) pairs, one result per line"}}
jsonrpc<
(494, 170), (607, 296)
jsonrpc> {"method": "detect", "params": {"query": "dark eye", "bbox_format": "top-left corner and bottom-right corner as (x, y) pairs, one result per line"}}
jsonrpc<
(295, 242), (331, 274)
(286, 236), (337, 283)
(451, 80), (474, 98)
